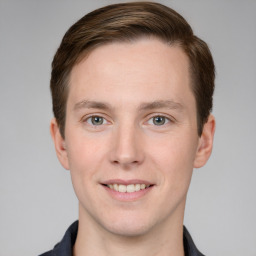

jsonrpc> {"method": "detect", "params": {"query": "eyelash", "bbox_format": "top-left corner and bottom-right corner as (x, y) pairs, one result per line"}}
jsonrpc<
(83, 115), (108, 126)
(147, 115), (171, 126)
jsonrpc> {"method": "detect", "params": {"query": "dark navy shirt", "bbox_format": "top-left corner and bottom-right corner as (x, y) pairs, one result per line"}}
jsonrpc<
(39, 221), (205, 256)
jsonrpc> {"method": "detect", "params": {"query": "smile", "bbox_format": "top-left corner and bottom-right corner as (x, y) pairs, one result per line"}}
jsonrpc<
(106, 184), (151, 193)
(101, 179), (154, 201)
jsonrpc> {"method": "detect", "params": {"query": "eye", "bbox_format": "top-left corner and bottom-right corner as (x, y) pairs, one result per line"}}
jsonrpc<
(148, 116), (170, 126)
(86, 116), (107, 126)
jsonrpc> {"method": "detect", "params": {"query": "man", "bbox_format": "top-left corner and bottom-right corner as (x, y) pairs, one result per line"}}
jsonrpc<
(40, 2), (215, 256)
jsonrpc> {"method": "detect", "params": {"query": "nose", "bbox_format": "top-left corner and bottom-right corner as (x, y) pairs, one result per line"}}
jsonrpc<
(109, 123), (145, 169)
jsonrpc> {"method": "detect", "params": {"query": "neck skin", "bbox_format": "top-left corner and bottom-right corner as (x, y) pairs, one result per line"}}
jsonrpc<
(73, 202), (186, 256)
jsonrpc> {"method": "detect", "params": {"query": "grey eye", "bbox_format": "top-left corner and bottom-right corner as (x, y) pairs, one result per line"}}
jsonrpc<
(90, 116), (104, 125)
(152, 116), (166, 126)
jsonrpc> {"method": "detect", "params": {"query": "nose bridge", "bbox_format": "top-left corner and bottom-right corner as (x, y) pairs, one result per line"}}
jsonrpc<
(110, 119), (144, 167)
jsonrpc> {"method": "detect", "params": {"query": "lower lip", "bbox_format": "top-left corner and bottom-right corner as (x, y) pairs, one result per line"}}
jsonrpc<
(102, 185), (154, 201)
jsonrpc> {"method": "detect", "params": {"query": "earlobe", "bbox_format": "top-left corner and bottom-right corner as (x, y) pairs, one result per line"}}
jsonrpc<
(194, 114), (215, 168)
(50, 118), (70, 170)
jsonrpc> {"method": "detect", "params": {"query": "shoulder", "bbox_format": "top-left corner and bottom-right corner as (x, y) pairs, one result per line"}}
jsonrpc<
(183, 226), (205, 256)
(38, 221), (78, 256)
(38, 249), (56, 256)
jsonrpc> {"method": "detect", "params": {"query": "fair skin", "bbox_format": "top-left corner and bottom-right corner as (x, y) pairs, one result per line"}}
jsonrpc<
(51, 38), (215, 256)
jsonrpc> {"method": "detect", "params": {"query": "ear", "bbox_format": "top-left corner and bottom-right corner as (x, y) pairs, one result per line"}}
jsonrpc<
(50, 118), (70, 170)
(194, 114), (215, 168)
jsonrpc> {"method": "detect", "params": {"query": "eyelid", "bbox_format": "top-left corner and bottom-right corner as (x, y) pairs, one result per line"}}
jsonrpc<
(145, 113), (174, 126)
(87, 116), (107, 125)
(81, 113), (111, 125)
(147, 113), (174, 120)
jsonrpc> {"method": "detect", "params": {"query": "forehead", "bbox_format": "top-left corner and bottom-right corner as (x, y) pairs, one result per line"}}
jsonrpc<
(68, 38), (194, 108)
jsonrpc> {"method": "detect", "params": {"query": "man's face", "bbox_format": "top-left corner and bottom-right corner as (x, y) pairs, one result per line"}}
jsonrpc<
(52, 38), (213, 237)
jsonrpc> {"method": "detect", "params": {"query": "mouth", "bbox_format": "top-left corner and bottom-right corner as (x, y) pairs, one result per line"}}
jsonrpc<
(102, 183), (152, 193)
(101, 179), (155, 201)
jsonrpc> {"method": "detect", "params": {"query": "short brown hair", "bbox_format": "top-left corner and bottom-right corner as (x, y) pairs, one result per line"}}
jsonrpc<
(50, 1), (215, 138)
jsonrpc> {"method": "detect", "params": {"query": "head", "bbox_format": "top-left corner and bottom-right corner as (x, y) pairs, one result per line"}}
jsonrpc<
(50, 2), (215, 239)
(50, 1), (215, 139)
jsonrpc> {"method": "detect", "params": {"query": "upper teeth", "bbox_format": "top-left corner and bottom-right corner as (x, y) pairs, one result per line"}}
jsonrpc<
(107, 184), (150, 193)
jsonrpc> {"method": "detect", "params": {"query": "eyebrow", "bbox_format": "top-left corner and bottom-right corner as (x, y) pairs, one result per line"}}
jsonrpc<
(73, 100), (112, 111)
(138, 100), (184, 112)
(73, 99), (184, 112)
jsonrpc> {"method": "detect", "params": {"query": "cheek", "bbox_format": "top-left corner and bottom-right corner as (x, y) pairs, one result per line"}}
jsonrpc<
(65, 135), (103, 190)
(65, 137), (104, 207)
(151, 131), (197, 161)
(148, 132), (198, 186)
(66, 131), (105, 169)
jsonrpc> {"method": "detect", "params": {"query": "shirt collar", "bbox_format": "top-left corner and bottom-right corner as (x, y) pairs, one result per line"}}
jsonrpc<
(44, 221), (204, 256)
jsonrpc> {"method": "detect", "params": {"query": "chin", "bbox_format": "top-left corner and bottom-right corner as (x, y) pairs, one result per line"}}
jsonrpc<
(106, 221), (151, 237)
(100, 211), (157, 237)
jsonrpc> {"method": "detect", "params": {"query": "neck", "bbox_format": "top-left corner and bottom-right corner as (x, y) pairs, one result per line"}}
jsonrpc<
(73, 205), (185, 256)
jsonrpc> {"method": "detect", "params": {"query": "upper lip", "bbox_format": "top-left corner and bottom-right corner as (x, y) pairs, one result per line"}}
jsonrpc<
(101, 179), (153, 186)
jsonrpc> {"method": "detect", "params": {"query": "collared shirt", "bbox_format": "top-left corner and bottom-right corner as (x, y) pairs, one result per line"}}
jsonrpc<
(39, 221), (205, 256)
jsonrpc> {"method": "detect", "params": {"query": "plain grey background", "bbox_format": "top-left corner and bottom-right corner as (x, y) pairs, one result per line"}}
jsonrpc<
(1, 0), (255, 255)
